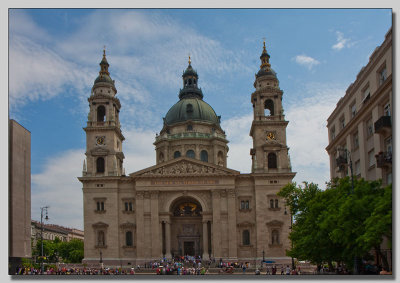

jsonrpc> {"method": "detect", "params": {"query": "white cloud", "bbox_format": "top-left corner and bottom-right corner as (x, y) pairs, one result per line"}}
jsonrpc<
(332, 31), (352, 50)
(30, 128), (158, 230)
(222, 114), (253, 173)
(294, 54), (320, 70)
(122, 127), (157, 173)
(9, 10), (250, 127)
(9, 35), (93, 109)
(285, 82), (345, 188)
(31, 149), (85, 230)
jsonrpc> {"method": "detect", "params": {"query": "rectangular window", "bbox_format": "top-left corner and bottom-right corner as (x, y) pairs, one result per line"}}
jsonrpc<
(366, 118), (373, 137)
(330, 127), (336, 141)
(340, 117), (345, 129)
(368, 150), (375, 167)
(96, 201), (104, 211)
(242, 230), (250, 246)
(385, 137), (392, 154)
(387, 173), (392, 185)
(240, 200), (250, 210)
(384, 102), (391, 116)
(355, 160), (361, 176)
(379, 67), (387, 86)
(353, 132), (359, 150)
(362, 87), (370, 104)
(351, 103), (357, 118)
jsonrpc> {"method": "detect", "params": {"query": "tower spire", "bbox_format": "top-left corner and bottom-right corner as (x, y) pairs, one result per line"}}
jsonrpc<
(188, 53), (191, 65)
(260, 39), (271, 69)
(99, 46), (110, 76)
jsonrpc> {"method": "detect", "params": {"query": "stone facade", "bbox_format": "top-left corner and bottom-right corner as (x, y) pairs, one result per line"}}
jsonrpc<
(326, 27), (392, 269)
(79, 43), (295, 266)
(31, 220), (84, 248)
(326, 28), (392, 186)
(9, 119), (31, 272)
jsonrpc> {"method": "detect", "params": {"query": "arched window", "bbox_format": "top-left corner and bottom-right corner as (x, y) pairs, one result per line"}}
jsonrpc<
(217, 151), (224, 166)
(174, 151), (181, 158)
(264, 99), (274, 116)
(159, 152), (164, 163)
(243, 230), (250, 246)
(186, 104), (193, 113)
(97, 231), (105, 247)
(97, 105), (106, 122)
(268, 153), (277, 169)
(271, 230), (280, 244)
(96, 157), (105, 173)
(200, 150), (208, 162)
(270, 199), (274, 208)
(186, 150), (195, 159)
(126, 231), (133, 247)
(187, 124), (193, 131)
(275, 199), (279, 208)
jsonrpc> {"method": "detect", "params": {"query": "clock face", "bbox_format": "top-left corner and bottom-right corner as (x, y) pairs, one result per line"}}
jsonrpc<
(266, 132), (276, 140)
(96, 136), (105, 145)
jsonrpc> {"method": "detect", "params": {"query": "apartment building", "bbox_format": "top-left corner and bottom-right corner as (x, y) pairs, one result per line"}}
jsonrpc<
(326, 27), (392, 186)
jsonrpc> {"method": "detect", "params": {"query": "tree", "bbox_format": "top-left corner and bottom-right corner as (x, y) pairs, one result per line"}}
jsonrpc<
(33, 238), (84, 264)
(279, 178), (392, 273)
(357, 184), (392, 270)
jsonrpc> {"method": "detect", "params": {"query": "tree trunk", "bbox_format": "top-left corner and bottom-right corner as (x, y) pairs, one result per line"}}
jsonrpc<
(375, 246), (389, 271)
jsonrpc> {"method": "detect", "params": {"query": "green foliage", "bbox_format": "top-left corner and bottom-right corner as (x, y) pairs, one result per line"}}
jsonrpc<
(32, 237), (84, 263)
(279, 178), (392, 271)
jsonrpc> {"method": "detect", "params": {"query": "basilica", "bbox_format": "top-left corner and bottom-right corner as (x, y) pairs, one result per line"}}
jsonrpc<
(79, 42), (296, 266)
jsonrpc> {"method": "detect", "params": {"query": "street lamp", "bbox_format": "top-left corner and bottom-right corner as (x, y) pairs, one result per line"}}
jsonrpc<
(40, 206), (49, 274)
(336, 147), (357, 275)
(336, 147), (354, 194)
(99, 250), (103, 271)
(284, 206), (295, 270)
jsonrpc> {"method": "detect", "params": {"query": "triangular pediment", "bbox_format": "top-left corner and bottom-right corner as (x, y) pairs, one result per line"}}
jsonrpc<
(130, 157), (240, 177)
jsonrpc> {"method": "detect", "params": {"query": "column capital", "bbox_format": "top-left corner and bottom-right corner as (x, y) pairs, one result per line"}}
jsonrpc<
(150, 191), (159, 199)
(211, 190), (220, 198)
(227, 189), (236, 198)
(136, 191), (144, 199)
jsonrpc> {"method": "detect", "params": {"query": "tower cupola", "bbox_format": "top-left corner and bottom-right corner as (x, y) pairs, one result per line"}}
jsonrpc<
(256, 40), (277, 79)
(93, 48), (116, 89)
(179, 56), (203, 100)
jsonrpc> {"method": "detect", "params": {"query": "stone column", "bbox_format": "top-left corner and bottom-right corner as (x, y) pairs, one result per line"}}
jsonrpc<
(165, 221), (172, 258)
(151, 191), (161, 258)
(135, 191), (145, 260)
(212, 190), (221, 257)
(202, 221), (209, 260)
(227, 189), (238, 259)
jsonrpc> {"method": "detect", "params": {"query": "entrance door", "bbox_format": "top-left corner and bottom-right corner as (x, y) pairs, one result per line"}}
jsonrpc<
(184, 241), (195, 256)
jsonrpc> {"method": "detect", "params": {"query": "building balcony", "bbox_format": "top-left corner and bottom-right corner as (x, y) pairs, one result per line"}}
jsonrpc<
(375, 151), (392, 168)
(336, 156), (347, 167)
(374, 116), (391, 135)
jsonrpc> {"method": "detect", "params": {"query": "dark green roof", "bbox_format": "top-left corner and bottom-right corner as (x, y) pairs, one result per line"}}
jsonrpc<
(164, 98), (220, 126)
(256, 67), (277, 78)
(94, 74), (114, 85)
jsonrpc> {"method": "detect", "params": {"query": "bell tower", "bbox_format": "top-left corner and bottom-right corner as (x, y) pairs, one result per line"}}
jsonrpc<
(249, 41), (292, 174)
(83, 48), (125, 177)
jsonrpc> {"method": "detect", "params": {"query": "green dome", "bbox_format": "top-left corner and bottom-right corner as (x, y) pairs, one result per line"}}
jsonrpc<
(94, 74), (114, 84)
(165, 98), (220, 126)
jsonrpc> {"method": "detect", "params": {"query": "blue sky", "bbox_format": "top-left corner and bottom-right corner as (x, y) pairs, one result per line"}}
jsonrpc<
(8, 9), (392, 230)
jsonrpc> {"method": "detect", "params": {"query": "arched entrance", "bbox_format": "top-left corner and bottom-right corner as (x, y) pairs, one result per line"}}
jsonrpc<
(169, 197), (203, 257)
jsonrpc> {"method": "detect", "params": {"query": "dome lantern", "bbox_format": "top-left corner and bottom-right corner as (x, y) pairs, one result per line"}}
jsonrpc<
(179, 56), (203, 100)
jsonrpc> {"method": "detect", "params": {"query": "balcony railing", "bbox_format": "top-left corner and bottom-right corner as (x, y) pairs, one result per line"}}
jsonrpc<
(375, 151), (392, 168)
(155, 131), (227, 142)
(374, 116), (391, 134)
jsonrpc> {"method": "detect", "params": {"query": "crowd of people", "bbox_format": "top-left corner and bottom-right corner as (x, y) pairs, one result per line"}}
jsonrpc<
(14, 256), (391, 276)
